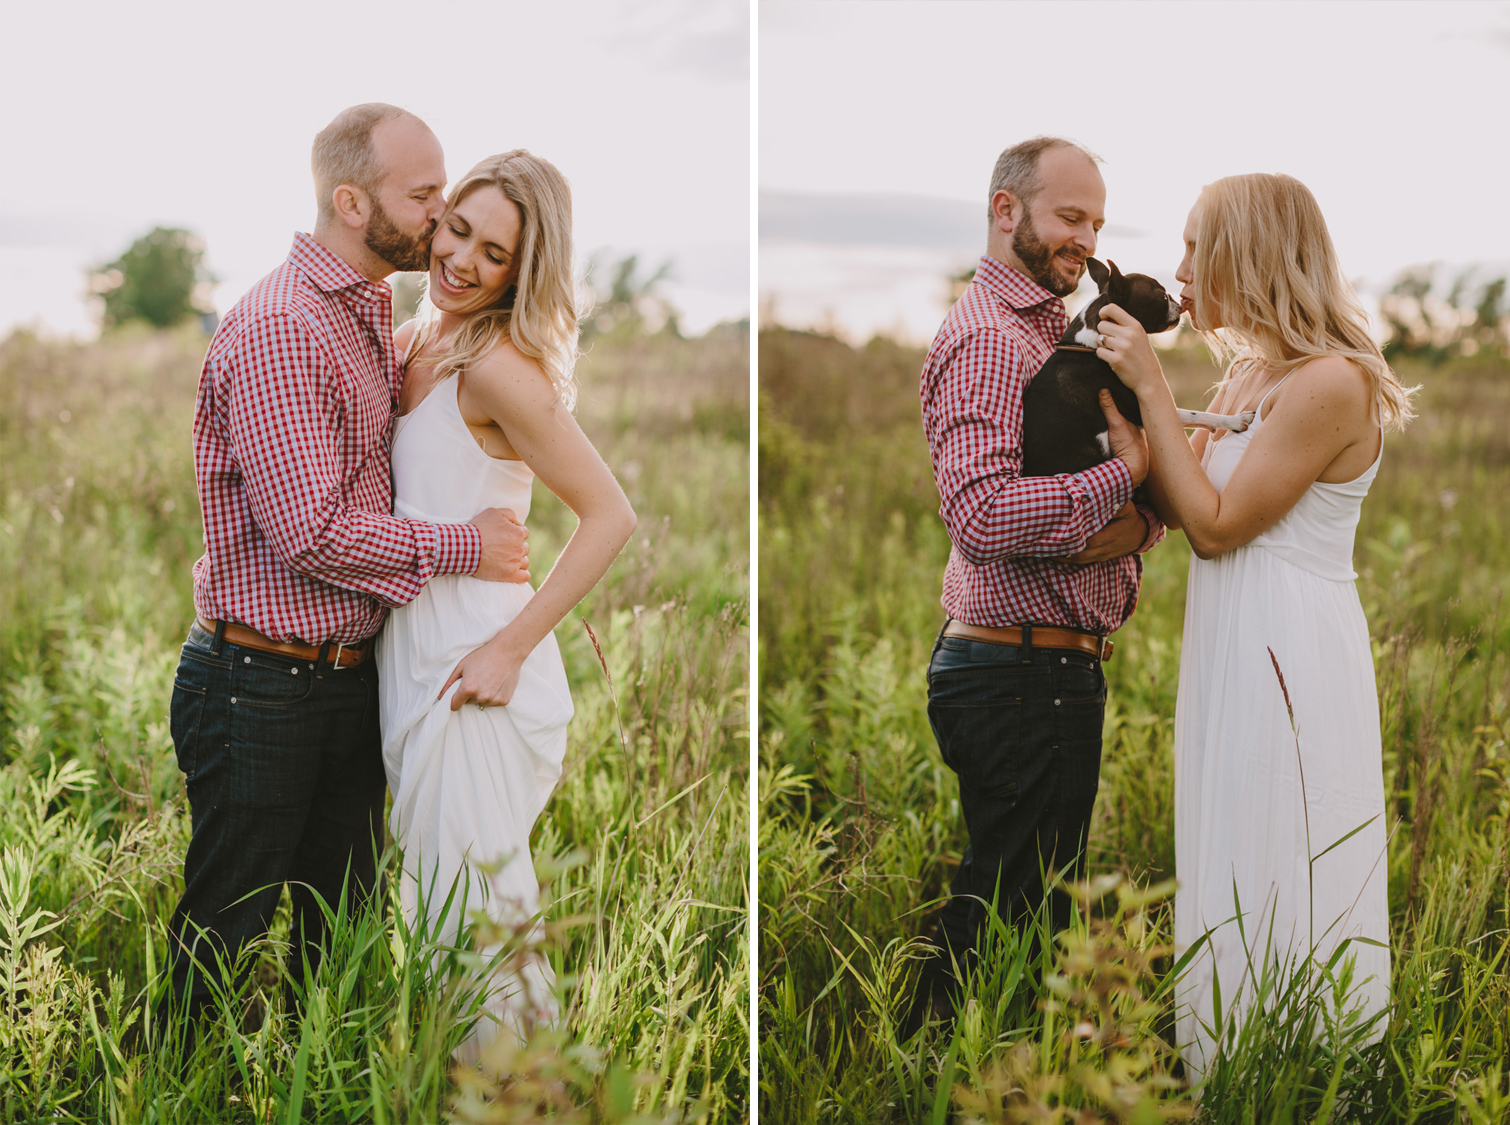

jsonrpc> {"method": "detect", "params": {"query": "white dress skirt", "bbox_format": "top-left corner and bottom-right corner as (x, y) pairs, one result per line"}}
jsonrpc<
(377, 375), (573, 1064)
(1173, 375), (1390, 1079)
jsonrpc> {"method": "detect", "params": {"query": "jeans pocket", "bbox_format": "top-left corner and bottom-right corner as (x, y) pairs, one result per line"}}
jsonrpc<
(1053, 655), (1106, 705)
(928, 697), (1023, 799)
(170, 679), (207, 779)
(232, 651), (317, 708)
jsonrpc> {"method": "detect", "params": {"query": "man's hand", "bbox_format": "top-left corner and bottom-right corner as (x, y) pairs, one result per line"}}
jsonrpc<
(470, 508), (530, 582)
(1100, 389), (1148, 486)
(1066, 500), (1148, 564)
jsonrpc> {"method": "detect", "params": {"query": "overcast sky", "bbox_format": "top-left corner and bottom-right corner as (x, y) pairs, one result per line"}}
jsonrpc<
(0, 0), (749, 338)
(760, 0), (1510, 343)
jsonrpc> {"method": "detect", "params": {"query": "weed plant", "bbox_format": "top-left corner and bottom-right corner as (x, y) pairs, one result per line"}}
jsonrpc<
(0, 320), (749, 1123)
(758, 327), (1510, 1122)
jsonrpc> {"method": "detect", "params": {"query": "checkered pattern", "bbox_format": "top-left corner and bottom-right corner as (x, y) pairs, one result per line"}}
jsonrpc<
(920, 256), (1164, 633)
(190, 233), (481, 644)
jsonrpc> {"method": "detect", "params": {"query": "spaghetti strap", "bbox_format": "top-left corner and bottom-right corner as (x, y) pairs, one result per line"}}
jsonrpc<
(399, 319), (425, 368)
(1256, 370), (1293, 418)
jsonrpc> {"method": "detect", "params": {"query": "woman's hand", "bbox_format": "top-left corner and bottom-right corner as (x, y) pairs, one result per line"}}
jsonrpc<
(440, 635), (527, 711)
(1096, 304), (1165, 397)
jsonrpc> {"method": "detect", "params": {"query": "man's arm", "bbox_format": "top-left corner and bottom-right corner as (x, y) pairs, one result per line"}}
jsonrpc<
(925, 329), (1138, 564)
(222, 313), (506, 607)
(1064, 393), (1165, 563)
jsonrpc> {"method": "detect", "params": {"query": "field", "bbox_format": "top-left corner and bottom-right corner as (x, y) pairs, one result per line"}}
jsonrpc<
(758, 327), (1510, 1122)
(0, 320), (749, 1123)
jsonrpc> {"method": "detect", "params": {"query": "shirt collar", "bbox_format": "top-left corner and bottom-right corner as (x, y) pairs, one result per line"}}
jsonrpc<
(972, 255), (1062, 314)
(288, 232), (393, 303)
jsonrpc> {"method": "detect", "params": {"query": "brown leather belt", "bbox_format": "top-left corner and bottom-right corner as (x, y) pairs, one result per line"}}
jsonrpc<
(196, 617), (373, 669)
(944, 620), (1113, 661)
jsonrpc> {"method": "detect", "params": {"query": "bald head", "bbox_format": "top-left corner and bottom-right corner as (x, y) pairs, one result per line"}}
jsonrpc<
(312, 103), (430, 222)
(986, 136), (1102, 224)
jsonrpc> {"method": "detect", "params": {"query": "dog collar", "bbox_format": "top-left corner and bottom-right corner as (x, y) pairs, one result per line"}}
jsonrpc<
(1055, 343), (1099, 353)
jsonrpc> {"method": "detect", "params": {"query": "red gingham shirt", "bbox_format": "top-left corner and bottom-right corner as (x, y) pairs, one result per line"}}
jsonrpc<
(190, 233), (482, 644)
(920, 256), (1164, 634)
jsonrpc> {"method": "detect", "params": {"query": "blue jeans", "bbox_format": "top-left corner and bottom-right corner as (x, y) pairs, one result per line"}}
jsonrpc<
(163, 623), (386, 1018)
(926, 627), (1106, 959)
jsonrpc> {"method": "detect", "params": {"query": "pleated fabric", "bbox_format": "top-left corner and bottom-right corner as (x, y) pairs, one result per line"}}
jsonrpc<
(1173, 382), (1390, 1079)
(377, 376), (573, 1063)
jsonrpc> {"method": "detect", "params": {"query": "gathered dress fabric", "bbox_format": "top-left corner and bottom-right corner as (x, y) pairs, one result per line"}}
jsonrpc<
(1173, 373), (1390, 1079)
(377, 372), (573, 1064)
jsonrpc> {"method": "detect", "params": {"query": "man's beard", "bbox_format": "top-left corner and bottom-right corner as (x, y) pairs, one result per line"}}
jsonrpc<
(364, 197), (433, 272)
(1013, 208), (1082, 297)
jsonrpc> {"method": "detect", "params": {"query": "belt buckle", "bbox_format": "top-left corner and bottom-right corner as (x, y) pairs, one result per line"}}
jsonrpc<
(332, 641), (347, 669)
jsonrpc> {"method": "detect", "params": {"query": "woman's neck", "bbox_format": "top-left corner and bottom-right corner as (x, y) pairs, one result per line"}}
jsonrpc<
(433, 308), (468, 342)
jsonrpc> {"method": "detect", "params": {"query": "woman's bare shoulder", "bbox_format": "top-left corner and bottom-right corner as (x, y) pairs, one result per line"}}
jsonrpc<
(470, 335), (555, 402)
(1287, 355), (1373, 406)
(394, 318), (420, 354)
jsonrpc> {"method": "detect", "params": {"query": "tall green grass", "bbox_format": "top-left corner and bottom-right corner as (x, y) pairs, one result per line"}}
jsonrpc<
(758, 327), (1510, 1122)
(0, 320), (749, 1123)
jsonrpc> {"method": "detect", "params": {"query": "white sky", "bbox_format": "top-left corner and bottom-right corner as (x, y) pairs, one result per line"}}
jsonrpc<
(0, 0), (750, 338)
(760, 0), (1510, 343)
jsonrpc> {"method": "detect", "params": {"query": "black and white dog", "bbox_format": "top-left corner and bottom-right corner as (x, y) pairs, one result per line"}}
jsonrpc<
(1020, 257), (1254, 478)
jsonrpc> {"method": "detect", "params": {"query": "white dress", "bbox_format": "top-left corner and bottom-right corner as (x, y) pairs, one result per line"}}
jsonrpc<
(1173, 373), (1390, 1079)
(377, 373), (574, 1062)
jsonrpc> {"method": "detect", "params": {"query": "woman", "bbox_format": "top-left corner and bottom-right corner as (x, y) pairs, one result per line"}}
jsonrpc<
(1095, 174), (1412, 1079)
(378, 150), (636, 1063)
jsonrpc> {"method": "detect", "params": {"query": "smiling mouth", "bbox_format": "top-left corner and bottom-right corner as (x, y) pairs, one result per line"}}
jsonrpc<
(439, 261), (476, 291)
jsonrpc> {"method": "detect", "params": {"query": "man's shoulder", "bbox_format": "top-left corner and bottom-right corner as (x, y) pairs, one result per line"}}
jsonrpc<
(942, 279), (1038, 348)
(925, 285), (1031, 376)
(211, 262), (331, 358)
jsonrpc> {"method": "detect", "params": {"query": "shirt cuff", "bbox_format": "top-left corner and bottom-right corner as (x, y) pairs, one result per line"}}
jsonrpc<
(1133, 501), (1166, 554)
(1074, 458), (1135, 529)
(433, 522), (483, 576)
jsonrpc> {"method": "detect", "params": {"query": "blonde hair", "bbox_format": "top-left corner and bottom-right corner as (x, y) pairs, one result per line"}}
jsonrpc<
(311, 103), (417, 223)
(1192, 173), (1415, 432)
(414, 150), (581, 409)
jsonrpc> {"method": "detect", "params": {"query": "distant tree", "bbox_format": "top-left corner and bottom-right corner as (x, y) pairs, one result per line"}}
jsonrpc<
(1380, 264), (1508, 363)
(581, 253), (678, 341)
(89, 227), (215, 330)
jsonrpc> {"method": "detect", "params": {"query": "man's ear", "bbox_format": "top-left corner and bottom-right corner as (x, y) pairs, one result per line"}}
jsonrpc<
(331, 184), (369, 231)
(1086, 257), (1109, 291)
(990, 189), (1019, 233)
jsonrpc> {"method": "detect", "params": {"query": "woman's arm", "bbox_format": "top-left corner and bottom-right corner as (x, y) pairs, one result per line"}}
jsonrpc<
(1131, 378), (1229, 532)
(1096, 305), (1372, 560)
(439, 345), (637, 709)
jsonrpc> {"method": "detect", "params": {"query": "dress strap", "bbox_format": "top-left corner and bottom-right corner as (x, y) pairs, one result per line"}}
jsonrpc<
(1256, 370), (1294, 418)
(399, 319), (425, 368)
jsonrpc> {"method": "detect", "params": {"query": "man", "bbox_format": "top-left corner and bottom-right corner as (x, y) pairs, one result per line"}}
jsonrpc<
(162, 104), (529, 1027)
(910, 136), (1162, 1026)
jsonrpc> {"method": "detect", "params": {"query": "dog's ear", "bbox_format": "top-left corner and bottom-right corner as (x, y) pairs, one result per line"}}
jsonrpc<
(1085, 257), (1109, 291)
(1107, 260), (1128, 297)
